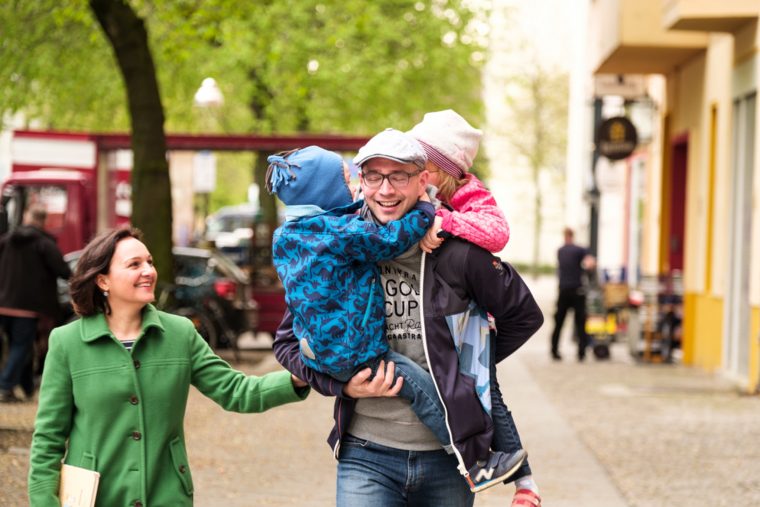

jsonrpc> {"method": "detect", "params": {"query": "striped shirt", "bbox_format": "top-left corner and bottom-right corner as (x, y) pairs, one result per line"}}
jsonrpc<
(121, 340), (136, 352)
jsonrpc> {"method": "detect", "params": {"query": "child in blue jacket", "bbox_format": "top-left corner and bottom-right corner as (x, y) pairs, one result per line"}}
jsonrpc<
(268, 132), (526, 493)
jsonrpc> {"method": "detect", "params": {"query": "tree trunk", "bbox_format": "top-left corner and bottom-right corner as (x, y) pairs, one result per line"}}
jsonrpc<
(90, 0), (174, 283)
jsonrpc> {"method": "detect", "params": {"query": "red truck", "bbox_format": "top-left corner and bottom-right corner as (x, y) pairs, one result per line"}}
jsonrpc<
(1, 130), (131, 254)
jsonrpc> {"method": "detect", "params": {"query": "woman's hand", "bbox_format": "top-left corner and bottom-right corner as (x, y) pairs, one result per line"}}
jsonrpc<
(290, 374), (308, 388)
(420, 216), (444, 253)
(343, 360), (403, 398)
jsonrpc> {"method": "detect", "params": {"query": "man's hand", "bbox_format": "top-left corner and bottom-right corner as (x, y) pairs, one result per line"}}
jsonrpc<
(420, 216), (444, 253)
(343, 360), (403, 398)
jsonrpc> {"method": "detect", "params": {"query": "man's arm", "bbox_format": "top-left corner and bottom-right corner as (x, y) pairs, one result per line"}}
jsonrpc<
(462, 246), (544, 363)
(272, 311), (404, 398)
(40, 240), (72, 280)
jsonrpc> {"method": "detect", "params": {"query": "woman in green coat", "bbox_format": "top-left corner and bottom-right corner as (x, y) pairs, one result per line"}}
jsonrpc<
(28, 227), (309, 507)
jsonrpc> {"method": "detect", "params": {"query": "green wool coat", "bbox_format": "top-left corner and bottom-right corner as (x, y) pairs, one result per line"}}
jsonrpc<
(28, 304), (307, 507)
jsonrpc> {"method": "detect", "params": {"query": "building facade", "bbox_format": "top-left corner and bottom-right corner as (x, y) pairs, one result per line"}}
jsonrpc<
(588, 0), (759, 391)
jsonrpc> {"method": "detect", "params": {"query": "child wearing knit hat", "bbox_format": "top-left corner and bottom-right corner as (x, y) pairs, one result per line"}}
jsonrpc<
(409, 110), (541, 507)
(409, 109), (510, 254)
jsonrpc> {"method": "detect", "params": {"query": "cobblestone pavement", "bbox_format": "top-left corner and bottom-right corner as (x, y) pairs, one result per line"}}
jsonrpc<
(2, 276), (760, 506)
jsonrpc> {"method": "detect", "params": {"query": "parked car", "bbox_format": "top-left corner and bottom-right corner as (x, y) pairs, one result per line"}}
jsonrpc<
(204, 204), (259, 265)
(205, 203), (259, 246)
(61, 246), (259, 354)
(204, 202), (288, 337)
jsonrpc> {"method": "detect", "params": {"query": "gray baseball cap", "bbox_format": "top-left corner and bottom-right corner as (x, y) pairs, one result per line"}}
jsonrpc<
(353, 128), (428, 169)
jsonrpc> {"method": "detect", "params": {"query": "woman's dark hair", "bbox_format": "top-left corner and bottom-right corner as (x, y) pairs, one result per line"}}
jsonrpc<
(69, 227), (144, 316)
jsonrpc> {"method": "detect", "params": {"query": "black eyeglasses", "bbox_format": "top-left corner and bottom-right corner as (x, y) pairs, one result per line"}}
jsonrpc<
(361, 169), (422, 189)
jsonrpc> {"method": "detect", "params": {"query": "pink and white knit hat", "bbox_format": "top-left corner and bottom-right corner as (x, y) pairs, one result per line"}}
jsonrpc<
(408, 109), (482, 179)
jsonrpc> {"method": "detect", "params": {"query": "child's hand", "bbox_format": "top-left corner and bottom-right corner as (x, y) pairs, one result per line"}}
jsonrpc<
(420, 216), (444, 253)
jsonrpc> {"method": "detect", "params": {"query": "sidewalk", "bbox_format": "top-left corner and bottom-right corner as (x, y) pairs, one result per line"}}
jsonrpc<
(510, 275), (760, 507)
(2, 276), (760, 506)
(476, 275), (628, 506)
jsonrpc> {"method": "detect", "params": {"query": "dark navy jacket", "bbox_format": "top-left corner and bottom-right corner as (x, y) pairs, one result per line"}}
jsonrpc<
(0, 225), (71, 319)
(273, 237), (543, 470)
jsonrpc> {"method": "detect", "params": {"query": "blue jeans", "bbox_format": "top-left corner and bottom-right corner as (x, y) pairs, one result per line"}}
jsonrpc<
(0, 316), (38, 393)
(337, 434), (474, 507)
(333, 349), (450, 446)
(490, 343), (532, 480)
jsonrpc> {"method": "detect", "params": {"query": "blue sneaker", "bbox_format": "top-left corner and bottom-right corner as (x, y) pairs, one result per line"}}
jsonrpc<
(465, 449), (527, 493)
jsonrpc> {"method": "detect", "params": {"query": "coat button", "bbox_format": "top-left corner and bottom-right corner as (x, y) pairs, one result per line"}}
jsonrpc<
(179, 464), (186, 474)
(134, 502), (143, 507)
(133, 359), (141, 369)
(129, 395), (139, 405)
(132, 431), (141, 440)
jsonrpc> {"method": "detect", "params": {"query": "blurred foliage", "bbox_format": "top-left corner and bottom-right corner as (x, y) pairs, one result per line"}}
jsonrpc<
(209, 152), (255, 211)
(1, 0), (488, 138)
(505, 65), (568, 177)
(503, 51), (569, 277)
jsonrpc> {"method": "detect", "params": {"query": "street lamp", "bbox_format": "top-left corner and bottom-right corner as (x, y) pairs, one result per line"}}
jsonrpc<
(193, 78), (223, 241)
(194, 77), (224, 108)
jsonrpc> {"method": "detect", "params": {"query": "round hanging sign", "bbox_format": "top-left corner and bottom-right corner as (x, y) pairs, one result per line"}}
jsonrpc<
(597, 116), (638, 161)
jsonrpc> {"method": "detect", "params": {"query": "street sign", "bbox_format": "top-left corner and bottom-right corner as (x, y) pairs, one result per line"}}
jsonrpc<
(193, 150), (217, 193)
(594, 74), (647, 99)
(597, 116), (638, 161)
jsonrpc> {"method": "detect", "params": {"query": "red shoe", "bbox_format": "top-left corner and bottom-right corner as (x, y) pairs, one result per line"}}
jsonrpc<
(512, 488), (541, 506)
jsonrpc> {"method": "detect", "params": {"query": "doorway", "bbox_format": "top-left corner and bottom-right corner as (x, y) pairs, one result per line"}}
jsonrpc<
(668, 137), (688, 274)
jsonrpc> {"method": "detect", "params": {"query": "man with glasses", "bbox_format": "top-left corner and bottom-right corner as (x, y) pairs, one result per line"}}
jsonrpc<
(273, 129), (543, 506)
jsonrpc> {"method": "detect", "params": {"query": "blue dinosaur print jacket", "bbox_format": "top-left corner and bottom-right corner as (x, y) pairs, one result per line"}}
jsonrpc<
(272, 199), (434, 376)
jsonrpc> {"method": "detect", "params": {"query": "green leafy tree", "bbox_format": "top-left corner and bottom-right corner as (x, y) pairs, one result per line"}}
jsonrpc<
(1, 0), (174, 280)
(1, 0), (489, 273)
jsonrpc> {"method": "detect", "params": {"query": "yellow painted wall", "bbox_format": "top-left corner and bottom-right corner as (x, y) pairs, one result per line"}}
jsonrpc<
(750, 307), (759, 392)
(682, 292), (696, 364)
(702, 35), (734, 298)
(621, 0), (705, 46)
(682, 292), (723, 370)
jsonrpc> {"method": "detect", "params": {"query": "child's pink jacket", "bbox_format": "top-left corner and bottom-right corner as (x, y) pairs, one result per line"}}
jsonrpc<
(437, 173), (510, 253)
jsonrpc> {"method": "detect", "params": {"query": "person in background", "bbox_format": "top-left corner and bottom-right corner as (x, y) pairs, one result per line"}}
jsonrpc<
(28, 227), (308, 506)
(549, 227), (596, 362)
(0, 204), (71, 403)
(410, 109), (541, 506)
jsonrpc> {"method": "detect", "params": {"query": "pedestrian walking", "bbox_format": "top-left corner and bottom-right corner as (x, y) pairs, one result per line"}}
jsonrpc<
(28, 227), (309, 506)
(549, 227), (596, 361)
(0, 204), (71, 403)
